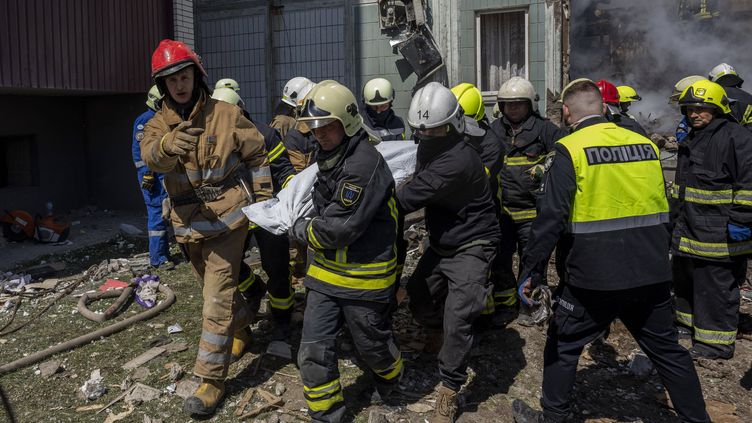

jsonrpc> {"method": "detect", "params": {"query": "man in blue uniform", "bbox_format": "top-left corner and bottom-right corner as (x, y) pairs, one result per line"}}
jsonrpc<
(132, 85), (173, 269)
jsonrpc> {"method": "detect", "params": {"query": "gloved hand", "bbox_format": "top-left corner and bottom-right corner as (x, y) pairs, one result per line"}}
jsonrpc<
(161, 121), (203, 156)
(517, 273), (538, 307)
(289, 217), (311, 243)
(141, 171), (155, 191)
(728, 222), (752, 241)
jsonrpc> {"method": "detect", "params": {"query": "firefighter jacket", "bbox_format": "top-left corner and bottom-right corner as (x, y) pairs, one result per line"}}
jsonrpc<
(608, 111), (648, 138)
(302, 130), (399, 302)
(520, 117), (672, 291)
(248, 115), (295, 193)
(361, 105), (406, 141)
(485, 114), (567, 222)
(283, 122), (318, 172)
(671, 117), (752, 261)
(724, 86), (752, 126)
(397, 133), (500, 254)
(141, 90), (272, 243)
(270, 114), (297, 139)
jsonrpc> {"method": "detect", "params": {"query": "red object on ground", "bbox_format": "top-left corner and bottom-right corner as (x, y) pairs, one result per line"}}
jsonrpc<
(98, 279), (129, 292)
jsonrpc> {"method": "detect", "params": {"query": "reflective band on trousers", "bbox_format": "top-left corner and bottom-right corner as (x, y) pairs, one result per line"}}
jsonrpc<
(148, 230), (166, 237)
(374, 355), (403, 381)
(481, 293), (495, 315)
(269, 292), (294, 310)
(503, 207), (537, 222)
(238, 273), (256, 292)
(570, 212), (669, 234)
(733, 189), (752, 206)
(304, 379), (344, 412)
(197, 349), (233, 364)
(678, 236), (752, 258)
(683, 187), (732, 205)
(201, 330), (233, 347)
(134, 160), (146, 168)
(694, 327), (737, 345)
(494, 288), (517, 306)
(173, 207), (247, 238)
(675, 310), (693, 327)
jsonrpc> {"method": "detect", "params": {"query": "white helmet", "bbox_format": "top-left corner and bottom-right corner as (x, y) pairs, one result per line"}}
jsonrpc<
(363, 78), (395, 106)
(497, 76), (539, 112)
(669, 75), (707, 103)
(709, 63), (743, 86)
(211, 87), (244, 108)
(146, 85), (163, 111)
(407, 82), (465, 133)
(215, 78), (240, 91)
(282, 77), (314, 107)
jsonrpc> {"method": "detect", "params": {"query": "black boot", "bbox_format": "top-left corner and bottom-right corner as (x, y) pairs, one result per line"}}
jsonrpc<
(512, 399), (561, 423)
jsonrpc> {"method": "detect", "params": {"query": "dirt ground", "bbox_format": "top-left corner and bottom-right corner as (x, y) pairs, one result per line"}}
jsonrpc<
(1, 228), (751, 423)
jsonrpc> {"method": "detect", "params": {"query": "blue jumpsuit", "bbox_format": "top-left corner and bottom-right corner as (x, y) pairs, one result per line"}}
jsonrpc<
(132, 109), (170, 266)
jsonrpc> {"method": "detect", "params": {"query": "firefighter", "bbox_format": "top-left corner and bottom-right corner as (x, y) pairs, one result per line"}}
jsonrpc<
(270, 76), (315, 138)
(596, 79), (648, 137)
(709, 62), (752, 127)
(132, 85), (173, 270)
(361, 77), (406, 141)
(485, 76), (567, 325)
(512, 79), (709, 423)
(140, 39), (272, 416)
(451, 83), (490, 130)
(669, 75), (707, 144)
(212, 86), (298, 342)
(288, 80), (402, 423)
(215, 78), (239, 91)
(398, 82), (500, 423)
(616, 84), (641, 116)
(671, 79), (752, 360)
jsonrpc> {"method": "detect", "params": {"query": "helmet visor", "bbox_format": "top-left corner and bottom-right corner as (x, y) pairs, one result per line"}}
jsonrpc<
(154, 61), (194, 79)
(299, 99), (338, 129)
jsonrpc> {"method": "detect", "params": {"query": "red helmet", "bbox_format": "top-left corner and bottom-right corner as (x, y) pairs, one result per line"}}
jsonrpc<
(151, 39), (207, 79)
(595, 79), (620, 104)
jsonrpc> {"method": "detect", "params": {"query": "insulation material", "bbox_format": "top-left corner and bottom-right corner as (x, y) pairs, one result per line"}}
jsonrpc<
(243, 142), (417, 235)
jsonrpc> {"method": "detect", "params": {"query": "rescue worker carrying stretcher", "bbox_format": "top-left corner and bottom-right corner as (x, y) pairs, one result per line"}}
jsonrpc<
(140, 39), (272, 416)
(288, 80), (403, 423)
(512, 78), (709, 423)
(671, 79), (752, 360)
(483, 77), (567, 326)
(212, 86), (298, 344)
(271, 76), (315, 138)
(398, 82), (500, 423)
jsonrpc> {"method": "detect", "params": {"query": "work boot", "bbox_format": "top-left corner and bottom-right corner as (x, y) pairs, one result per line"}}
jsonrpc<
(676, 325), (692, 340)
(512, 399), (562, 423)
(516, 305), (536, 327)
(493, 305), (519, 327)
(231, 327), (252, 362)
(184, 378), (225, 415)
(433, 384), (459, 423)
(423, 329), (444, 355)
(689, 344), (733, 360)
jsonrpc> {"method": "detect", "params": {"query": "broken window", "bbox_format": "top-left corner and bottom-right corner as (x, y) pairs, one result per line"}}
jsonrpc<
(477, 10), (528, 94)
(0, 135), (39, 188)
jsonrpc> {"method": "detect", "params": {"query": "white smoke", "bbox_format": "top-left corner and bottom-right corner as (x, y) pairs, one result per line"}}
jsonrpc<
(570, 0), (752, 132)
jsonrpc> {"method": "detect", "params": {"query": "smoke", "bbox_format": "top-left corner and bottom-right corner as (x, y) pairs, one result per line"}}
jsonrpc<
(570, 0), (752, 132)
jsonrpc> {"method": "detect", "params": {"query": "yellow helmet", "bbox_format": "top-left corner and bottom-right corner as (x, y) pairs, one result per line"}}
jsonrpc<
(679, 80), (731, 115)
(299, 80), (363, 137)
(617, 85), (641, 103)
(451, 83), (485, 121)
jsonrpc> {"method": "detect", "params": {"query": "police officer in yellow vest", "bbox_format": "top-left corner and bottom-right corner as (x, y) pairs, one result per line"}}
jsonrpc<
(671, 79), (752, 360)
(289, 80), (402, 423)
(512, 79), (708, 423)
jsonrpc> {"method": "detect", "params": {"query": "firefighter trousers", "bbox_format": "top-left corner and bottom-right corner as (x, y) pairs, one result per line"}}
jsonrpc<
(407, 244), (495, 390)
(494, 215), (533, 308)
(542, 282), (709, 423)
(672, 256), (745, 356)
(185, 226), (252, 380)
(298, 288), (402, 423)
(255, 229), (294, 320)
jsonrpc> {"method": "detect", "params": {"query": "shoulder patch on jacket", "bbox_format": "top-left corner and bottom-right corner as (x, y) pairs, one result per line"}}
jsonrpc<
(340, 182), (363, 206)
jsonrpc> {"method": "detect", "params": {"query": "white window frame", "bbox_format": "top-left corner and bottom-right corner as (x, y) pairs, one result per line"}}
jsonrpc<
(475, 7), (529, 97)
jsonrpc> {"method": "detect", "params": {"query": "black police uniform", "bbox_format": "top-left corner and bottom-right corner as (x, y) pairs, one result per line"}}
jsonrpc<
(238, 116), (298, 326)
(361, 104), (406, 141)
(672, 116), (752, 357)
(518, 116), (709, 423)
(608, 110), (649, 137)
(397, 131), (500, 391)
(484, 114), (566, 309)
(295, 130), (402, 423)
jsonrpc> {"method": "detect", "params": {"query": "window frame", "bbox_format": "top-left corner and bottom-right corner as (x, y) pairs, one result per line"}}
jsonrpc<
(475, 7), (530, 97)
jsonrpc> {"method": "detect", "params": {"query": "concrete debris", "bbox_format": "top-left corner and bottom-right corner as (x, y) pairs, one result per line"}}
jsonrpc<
(38, 360), (63, 378)
(165, 383), (177, 395)
(407, 403), (434, 413)
(80, 369), (106, 400)
(120, 376), (133, 391)
(627, 351), (653, 378)
(274, 382), (286, 396)
(103, 403), (135, 423)
(143, 416), (163, 423)
(367, 409), (389, 423)
(706, 399), (740, 423)
(122, 347), (166, 370)
(119, 223), (144, 237)
(131, 367), (151, 381)
(1, 273), (31, 293)
(268, 413), (280, 423)
(167, 323), (183, 334)
(125, 383), (161, 404)
(163, 341), (189, 354)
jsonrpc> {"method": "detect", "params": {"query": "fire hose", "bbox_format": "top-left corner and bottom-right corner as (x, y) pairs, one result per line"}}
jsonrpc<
(0, 284), (175, 376)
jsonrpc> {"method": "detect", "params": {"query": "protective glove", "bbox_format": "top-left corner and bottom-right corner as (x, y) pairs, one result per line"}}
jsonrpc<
(141, 171), (155, 191)
(728, 223), (752, 241)
(161, 121), (203, 156)
(289, 217), (311, 243)
(517, 273), (538, 307)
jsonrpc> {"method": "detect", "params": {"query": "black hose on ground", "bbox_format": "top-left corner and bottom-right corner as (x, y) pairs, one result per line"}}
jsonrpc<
(0, 285), (175, 376)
